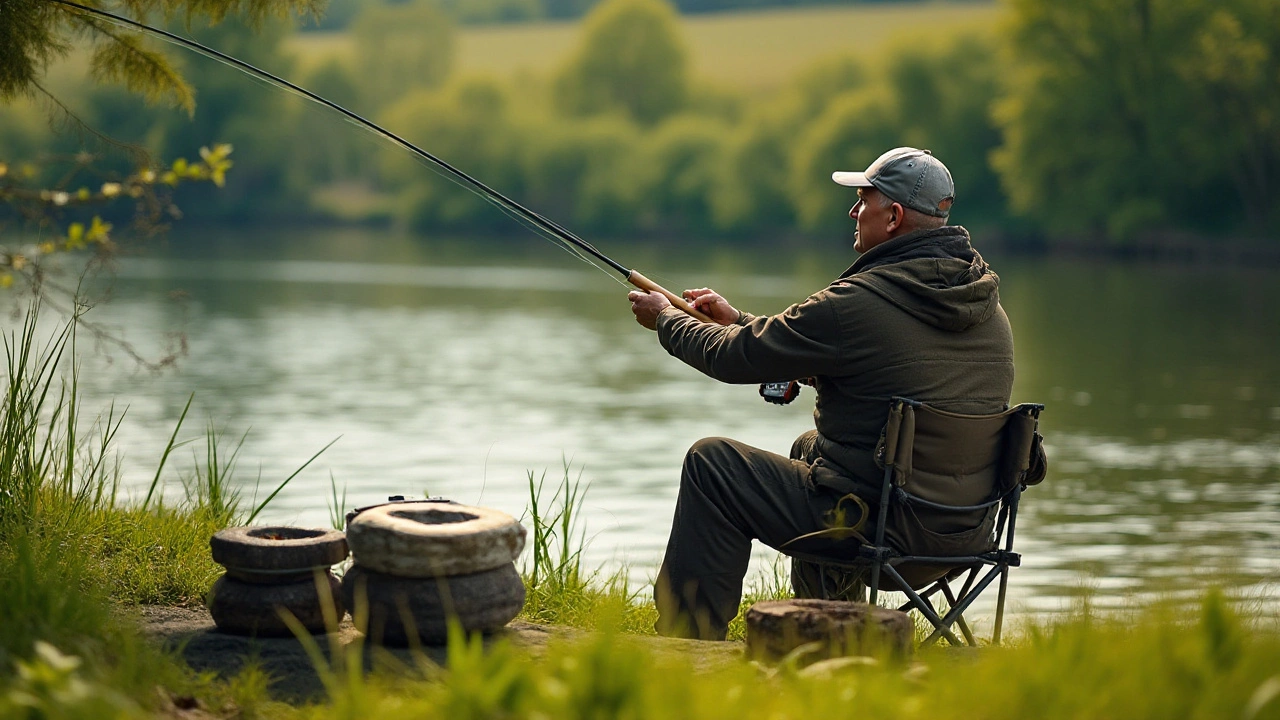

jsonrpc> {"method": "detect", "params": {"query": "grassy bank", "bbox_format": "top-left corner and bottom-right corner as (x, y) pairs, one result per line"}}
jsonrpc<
(3, 306), (1280, 719)
(0, 305), (279, 716)
(228, 591), (1280, 720)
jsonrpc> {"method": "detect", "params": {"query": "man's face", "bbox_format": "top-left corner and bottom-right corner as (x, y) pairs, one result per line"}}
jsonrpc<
(850, 187), (892, 253)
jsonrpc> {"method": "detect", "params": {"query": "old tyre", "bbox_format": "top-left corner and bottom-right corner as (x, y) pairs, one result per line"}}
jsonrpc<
(210, 526), (349, 584)
(208, 571), (344, 637)
(341, 562), (525, 646)
(346, 503), (525, 578)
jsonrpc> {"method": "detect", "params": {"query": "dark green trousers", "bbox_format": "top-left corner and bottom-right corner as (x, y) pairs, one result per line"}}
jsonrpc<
(654, 434), (867, 640)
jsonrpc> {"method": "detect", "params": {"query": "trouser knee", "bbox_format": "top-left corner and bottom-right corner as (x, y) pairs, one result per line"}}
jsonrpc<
(681, 437), (735, 487)
(789, 429), (819, 462)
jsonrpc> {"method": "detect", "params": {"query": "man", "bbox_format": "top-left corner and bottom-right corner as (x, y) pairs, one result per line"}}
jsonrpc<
(627, 147), (1015, 640)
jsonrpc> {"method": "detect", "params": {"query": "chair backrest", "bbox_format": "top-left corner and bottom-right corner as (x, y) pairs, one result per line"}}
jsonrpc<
(880, 399), (1043, 506)
(876, 398), (1044, 539)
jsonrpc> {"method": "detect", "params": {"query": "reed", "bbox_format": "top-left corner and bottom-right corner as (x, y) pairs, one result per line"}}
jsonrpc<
(517, 464), (657, 633)
(516, 461), (792, 639)
(0, 301), (321, 714)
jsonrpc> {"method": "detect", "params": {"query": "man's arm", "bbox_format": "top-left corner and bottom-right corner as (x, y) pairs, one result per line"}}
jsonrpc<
(628, 287), (742, 329)
(654, 292), (843, 384)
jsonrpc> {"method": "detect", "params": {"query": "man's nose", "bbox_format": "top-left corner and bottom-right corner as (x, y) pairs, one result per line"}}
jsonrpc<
(849, 200), (862, 220)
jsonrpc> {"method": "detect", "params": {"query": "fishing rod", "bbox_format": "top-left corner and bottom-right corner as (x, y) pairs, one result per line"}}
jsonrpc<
(47, 0), (712, 323)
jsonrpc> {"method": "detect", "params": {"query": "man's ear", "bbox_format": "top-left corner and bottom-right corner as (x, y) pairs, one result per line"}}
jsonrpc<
(888, 202), (904, 233)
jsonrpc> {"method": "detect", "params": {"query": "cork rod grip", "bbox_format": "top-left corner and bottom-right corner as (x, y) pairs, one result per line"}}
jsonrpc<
(628, 270), (714, 323)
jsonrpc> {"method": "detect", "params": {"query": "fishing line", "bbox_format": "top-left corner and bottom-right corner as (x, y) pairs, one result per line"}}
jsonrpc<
(47, 0), (631, 287)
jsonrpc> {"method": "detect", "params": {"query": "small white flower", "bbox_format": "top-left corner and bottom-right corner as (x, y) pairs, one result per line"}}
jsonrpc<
(100, 182), (122, 198)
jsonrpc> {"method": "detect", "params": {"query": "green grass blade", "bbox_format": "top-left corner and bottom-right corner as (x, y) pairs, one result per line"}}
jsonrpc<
(244, 436), (340, 525)
(143, 393), (194, 511)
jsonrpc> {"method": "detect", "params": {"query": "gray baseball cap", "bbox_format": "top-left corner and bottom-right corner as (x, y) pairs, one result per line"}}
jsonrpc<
(832, 147), (955, 218)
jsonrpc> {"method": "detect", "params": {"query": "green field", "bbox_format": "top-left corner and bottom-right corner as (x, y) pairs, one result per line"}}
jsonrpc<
(288, 2), (1003, 91)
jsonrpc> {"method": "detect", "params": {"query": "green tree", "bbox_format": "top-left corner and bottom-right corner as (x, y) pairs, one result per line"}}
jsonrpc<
(788, 88), (897, 233)
(885, 36), (1006, 228)
(518, 114), (646, 235)
(553, 0), (689, 126)
(144, 16), (301, 220)
(0, 0), (319, 113)
(543, 0), (597, 20)
(708, 118), (795, 235)
(785, 38), (1005, 235)
(993, 0), (1280, 241)
(642, 115), (730, 234)
(289, 59), (371, 187)
(709, 55), (865, 235)
(381, 76), (523, 231)
(0, 0), (304, 323)
(439, 0), (542, 24)
(352, 0), (456, 111)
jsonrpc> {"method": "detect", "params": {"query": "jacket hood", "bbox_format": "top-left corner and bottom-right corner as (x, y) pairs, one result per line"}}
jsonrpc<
(836, 226), (1000, 332)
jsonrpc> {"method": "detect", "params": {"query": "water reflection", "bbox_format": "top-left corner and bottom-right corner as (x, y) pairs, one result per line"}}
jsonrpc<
(28, 228), (1280, 620)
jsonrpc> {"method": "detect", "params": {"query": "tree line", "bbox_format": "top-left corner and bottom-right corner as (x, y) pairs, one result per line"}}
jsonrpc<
(308, 0), (927, 29)
(3, 0), (1277, 250)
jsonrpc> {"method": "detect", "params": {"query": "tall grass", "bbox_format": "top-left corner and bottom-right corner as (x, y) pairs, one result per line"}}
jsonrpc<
(518, 464), (657, 633)
(281, 588), (1280, 720)
(0, 302), (320, 714)
(517, 462), (793, 639)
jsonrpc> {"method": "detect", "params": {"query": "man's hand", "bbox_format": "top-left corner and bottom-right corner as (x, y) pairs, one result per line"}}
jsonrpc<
(683, 288), (741, 326)
(628, 290), (670, 330)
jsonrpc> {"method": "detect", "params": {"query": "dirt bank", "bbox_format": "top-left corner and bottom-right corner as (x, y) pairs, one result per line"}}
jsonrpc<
(133, 605), (745, 703)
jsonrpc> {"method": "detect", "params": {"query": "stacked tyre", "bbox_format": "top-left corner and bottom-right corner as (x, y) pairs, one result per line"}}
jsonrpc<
(342, 501), (527, 646)
(208, 526), (349, 636)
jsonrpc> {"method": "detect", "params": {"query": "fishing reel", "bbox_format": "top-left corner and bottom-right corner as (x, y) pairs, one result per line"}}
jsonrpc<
(759, 380), (801, 405)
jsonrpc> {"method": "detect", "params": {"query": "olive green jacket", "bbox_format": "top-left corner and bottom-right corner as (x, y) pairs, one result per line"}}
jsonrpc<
(655, 225), (1015, 497)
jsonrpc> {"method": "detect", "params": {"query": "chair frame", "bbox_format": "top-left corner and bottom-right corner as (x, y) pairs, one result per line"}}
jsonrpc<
(787, 397), (1044, 647)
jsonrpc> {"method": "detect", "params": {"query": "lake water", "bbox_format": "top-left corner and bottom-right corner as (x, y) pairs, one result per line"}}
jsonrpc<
(35, 227), (1280, 623)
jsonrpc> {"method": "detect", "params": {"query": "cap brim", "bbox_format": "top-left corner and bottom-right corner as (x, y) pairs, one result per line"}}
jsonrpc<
(831, 171), (873, 187)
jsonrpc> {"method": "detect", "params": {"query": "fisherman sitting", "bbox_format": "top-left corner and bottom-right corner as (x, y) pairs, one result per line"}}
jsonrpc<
(627, 147), (1016, 640)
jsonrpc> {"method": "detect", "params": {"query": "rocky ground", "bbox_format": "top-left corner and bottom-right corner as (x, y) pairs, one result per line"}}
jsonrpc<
(133, 606), (746, 703)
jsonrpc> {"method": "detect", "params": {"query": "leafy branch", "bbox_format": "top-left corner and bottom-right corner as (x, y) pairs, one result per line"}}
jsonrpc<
(0, 146), (230, 371)
(1, 0), (323, 110)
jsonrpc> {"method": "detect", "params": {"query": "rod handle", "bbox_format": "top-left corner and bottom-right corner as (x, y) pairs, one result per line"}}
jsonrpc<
(628, 270), (714, 323)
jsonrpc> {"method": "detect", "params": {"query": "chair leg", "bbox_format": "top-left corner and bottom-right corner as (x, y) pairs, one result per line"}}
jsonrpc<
(897, 582), (943, 613)
(993, 565), (1009, 645)
(922, 565), (1003, 646)
(956, 566), (979, 602)
(940, 582), (977, 646)
(881, 565), (963, 646)
(869, 563), (881, 605)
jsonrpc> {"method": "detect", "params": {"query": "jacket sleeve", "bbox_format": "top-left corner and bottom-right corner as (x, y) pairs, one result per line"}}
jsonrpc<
(654, 292), (844, 384)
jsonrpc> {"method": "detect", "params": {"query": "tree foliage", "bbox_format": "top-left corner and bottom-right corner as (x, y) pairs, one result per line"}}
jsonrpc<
(0, 145), (232, 290)
(781, 38), (1005, 235)
(352, 0), (455, 111)
(382, 76), (523, 231)
(993, 0), (1280, 240)
(146, 15), (302, 219)
(0, 0), (322, 114)
(644, 115), (730, 234)
(553, 0), (689, 126)
(8, 0), (1276, 248)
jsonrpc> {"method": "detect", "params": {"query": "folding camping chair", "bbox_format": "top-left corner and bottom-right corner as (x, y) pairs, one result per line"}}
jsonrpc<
(784, 397), (1046, 647)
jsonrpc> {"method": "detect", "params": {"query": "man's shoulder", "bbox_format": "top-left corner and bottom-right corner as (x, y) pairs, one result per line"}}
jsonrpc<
(816, 274), (893, 304)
